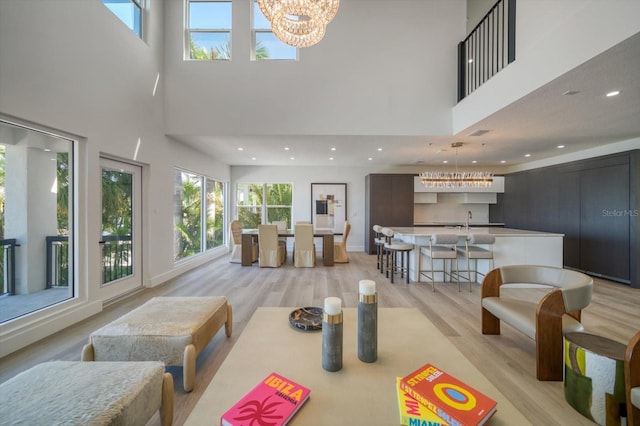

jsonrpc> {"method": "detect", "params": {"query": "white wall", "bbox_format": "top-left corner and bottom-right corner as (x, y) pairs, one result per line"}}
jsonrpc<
(164, 0), (466, 138)
(453, 0), (640, 133)
(0, 0), (230, 356)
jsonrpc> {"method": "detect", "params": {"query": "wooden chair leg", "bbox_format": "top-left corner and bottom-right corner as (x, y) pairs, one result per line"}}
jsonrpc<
(481, 308), (501, 335)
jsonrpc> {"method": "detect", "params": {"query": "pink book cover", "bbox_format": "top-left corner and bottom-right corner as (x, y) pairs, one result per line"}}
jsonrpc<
(220, 372), (311, 426)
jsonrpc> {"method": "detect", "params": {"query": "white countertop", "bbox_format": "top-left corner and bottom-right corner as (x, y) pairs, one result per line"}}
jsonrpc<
(391, 226), (564, 237)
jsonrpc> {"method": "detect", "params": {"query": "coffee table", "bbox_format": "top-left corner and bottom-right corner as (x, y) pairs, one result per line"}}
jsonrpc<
(185, 307), (530, 425)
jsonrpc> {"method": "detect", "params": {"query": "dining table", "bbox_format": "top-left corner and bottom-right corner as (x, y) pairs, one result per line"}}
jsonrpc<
(241, 229), (334, 266)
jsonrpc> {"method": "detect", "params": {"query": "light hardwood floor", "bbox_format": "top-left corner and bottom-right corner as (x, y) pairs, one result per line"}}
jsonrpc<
(1, 252), (639, 425)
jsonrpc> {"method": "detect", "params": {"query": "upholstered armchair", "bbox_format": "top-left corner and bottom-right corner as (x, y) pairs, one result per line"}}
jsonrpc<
(626, 330), (640, 426)
(333, 221), (351, 263)
(481, 265), (593, 381)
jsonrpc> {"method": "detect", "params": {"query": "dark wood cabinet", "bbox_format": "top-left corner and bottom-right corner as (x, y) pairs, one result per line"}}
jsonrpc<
(364, 174), (414, 254)
(495, 150), (639, 287)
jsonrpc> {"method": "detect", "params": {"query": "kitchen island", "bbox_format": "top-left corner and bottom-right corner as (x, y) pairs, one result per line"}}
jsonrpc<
(389, 227), (564, 283)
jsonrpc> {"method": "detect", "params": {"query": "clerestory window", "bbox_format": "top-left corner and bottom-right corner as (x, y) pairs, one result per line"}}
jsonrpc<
(102, 0), (144, 39)
(187, 0), (232, 60)
(252, 0), (298, 60)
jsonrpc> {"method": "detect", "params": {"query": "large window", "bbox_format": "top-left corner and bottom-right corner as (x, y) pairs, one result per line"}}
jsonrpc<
(187, 0), (232, 60)
(236, 183), (292, 229)
(252, 1), (297, 60)
(0, 120), (74, 324)
(174, 169), (226, 261)
(102, 0), (143, 38)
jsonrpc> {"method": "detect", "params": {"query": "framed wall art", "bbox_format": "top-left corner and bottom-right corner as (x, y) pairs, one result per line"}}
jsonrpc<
(311, 183), (347, 234)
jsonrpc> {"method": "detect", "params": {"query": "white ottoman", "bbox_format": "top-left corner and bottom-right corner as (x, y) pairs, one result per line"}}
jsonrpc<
(82, 296), (232, 392)
(0, 361), (173, 426)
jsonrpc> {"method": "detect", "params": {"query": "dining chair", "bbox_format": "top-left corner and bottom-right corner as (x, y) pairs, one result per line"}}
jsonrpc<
(229, 220), (257, 263)
(258, 224), (285, 268)
(271, 220), (288, 259)
(333, 221), (351, 263)
(294, 223), (316, 267)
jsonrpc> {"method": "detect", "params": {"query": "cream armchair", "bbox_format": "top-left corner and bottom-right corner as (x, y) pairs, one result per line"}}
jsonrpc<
(294, 223), (316, 267)
(481, 265), (593, 381)
(258, 224), (285, 267)
(626, 330), (640, 426)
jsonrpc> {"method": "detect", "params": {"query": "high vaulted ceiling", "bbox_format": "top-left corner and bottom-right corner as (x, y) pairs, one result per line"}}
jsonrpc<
(173, 31), (640, 169)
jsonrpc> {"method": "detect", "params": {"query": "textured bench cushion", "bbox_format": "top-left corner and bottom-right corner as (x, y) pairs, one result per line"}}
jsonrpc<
(90, 296), (228, 365)
(0, 361), (164, 426)
(482, 297), (584, 340)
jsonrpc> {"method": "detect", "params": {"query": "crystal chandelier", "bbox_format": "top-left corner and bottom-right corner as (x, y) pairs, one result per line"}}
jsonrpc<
(420, 143), (494, 189)
(258, 0), (340, 48)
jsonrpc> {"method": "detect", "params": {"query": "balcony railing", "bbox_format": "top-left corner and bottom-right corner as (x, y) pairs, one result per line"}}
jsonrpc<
(100, 235), (133, 284)
(44, 235), (132, 288)
(0, 239), (18, 296)
(458, 0), (516, 101)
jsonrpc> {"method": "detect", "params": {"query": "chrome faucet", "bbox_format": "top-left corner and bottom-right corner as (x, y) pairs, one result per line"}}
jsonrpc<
(465, 211), (472, 232)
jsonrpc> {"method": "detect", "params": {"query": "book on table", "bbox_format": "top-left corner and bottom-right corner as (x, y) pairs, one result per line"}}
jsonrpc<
(220, 372), (311, 426)
(399, 363), (497, 426)
(396, 377), (447, 426)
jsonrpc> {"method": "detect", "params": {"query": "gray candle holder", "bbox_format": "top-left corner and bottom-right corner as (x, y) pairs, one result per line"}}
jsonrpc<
(358, 293), (378, 363)
(322, 311), (343, 372)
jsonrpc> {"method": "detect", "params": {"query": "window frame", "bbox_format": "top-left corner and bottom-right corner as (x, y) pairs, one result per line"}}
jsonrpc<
(251, 0), (298, 61)
(236, 182), (293, 229)
(102, 0), (144, 39)
(186, 0), (233, 61)
(173, 168), (227, 262)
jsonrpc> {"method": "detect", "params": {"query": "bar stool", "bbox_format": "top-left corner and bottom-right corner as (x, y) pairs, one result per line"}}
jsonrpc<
(454, 234), (495, 292)
(373, 225), (385, 273)
(381, 228), (414, 283)
(419, 234), (459, 292)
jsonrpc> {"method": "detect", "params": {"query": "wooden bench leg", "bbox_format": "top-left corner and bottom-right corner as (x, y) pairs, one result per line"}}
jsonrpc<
(161, 372), (174, 426)
(81, 343), (95, 361)
(225, 304), (233, 337)
(183, 344), (196, 392)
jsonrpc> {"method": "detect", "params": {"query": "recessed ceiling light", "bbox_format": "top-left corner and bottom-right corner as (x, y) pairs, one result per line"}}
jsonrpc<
(329, 157), (334, 160)
(377, 148), (383, 152)
(284, 147), (290, 151)
(237, 147), (243, 151)
(368, 157), (373, 161)
(606, 90), (621, 97)
(500, 160), (506, 164)
(471, 160), (477, 164)
(331, 147), (336, 151)
(524, 153), (531, 157)
(251, 157), (257, 160)
(443, 160), (448, 164)
(290, 157), (295, 160)
(557, 145), (565, 149)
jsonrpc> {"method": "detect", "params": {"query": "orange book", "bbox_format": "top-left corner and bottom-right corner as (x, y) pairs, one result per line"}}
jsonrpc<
(221, 372), (310, 426)
(396, 377), (448, 426)
(400, 364), (497, 426)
